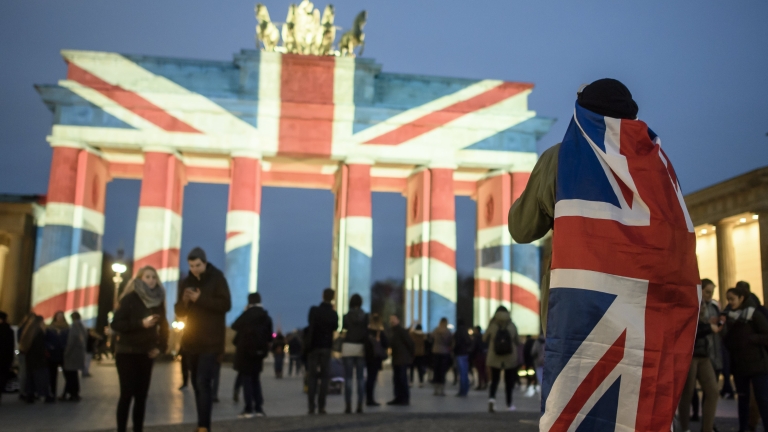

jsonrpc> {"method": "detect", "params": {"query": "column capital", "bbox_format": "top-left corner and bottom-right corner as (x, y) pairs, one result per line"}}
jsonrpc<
(344, 156), (374, 165)
(47, 138), (103, 157)
(428, 160), (458, 170)
(231, 149), (262, 160)
(142, 145), (182, 158)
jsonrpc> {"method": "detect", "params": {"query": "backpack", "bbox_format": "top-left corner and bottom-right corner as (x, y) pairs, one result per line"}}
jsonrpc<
(240, 313), (271, 359)
(494, 324), (513, 356)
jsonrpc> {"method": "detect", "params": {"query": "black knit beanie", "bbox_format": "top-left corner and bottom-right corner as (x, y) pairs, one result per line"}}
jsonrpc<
(577, 78), (638, 119)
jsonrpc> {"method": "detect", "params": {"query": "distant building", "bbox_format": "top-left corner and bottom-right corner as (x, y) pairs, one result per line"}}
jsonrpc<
(685, 167), (768, 302)
(0, 194), (44, 323)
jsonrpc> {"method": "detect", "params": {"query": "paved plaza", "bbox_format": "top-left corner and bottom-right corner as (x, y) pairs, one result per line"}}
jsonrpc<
(0, 359), (742, 431)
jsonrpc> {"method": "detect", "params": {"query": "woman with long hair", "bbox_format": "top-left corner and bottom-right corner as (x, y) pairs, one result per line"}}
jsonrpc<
(46, 310), (69, 399)
(20, 314), (52, 403)
(722, 286), (768, 432)
(111, 266), (169, 432)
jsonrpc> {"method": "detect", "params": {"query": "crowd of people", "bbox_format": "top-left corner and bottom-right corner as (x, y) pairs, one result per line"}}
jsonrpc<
(1, 243), (767, 432)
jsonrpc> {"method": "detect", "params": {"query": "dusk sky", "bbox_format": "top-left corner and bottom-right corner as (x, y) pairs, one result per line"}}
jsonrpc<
(1, 1), (766, 329)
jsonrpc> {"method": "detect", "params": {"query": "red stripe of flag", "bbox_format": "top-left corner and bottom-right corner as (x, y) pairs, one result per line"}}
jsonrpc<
(67, 62), (201, 133)
(365, 82), (533, 145)
(550, 330), (627, 432)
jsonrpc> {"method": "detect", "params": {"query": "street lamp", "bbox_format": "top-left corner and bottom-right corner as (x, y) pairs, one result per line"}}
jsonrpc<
(112, 261), (127, 309)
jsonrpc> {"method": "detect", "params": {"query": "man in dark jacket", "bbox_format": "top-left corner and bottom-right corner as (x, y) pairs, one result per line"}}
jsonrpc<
(232, 293), (272, 418)
(453, 318), (473, 397)
(306, 288), (338, 414)
(388, 314), (414, 405)
(174, 247), (231, 432)
(0, 311), (14, 404)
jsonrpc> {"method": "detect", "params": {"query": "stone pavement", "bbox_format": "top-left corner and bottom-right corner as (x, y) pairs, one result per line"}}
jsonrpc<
(0, 358), (741, 431)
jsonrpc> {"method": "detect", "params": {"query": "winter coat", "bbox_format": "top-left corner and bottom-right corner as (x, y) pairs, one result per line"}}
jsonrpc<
(431, 327), (452, 355)
(272, 334), (286, 356)
(231, 305), (273, 373)
(701, 300), (723, 370)
(307, 302), (338, 352)
(63, 320), (87, 371)
(25, 327), (47, 371)
(410, 330), (426, 357)
(367, 328), (389, 369)
(484, 309), (520, 369)
(175, 263), (232, 355)
(288, 334), (302, 356)
(111, 291), (169, 355)
(342, 308), (369, 344)
(453, 324), (473, 356)
(0, 322), (14, 371)
(389, 324), (415, 366)
(45, 326), (69, 364)
(723, 307), (768, 377)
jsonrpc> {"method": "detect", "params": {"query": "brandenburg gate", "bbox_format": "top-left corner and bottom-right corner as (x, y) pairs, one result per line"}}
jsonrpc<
(31, 3), (552, 333)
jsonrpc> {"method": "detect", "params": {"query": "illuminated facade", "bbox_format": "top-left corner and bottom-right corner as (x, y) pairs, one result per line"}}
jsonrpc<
(34, 49), (552, 330)
(686, 167), (768, 302)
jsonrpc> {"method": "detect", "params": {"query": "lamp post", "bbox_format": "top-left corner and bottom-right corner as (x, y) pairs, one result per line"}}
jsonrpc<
(111, 261), (127, 310)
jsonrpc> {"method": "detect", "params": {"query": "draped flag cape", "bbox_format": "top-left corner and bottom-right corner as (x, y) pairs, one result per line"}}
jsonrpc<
(541, 103), (701, 431)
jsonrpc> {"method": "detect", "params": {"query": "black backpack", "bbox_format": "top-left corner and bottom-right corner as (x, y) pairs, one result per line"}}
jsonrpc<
(494, 324), (513, 356)
(240, 314), (271, 359)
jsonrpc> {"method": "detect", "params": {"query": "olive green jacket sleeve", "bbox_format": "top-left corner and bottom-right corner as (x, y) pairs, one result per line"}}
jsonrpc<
(507, 143), (559, 334)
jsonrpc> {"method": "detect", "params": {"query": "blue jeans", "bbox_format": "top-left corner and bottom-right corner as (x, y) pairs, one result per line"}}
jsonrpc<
(734, 373), (768, 432)
(456, 355), (470, 396)
(189, 353), (219, 429)
(343, 356), (366, 407)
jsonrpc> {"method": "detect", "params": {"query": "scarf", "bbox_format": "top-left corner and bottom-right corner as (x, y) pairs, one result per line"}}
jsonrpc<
(541, 103), (699, 431)
(122, 278), (165, 309)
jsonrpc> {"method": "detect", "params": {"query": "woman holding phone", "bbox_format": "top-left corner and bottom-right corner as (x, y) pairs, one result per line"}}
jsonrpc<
(111, 266), (169, 432)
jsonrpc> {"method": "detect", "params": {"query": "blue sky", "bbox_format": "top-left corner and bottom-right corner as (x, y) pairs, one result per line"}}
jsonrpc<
(1, 1), (766, 329)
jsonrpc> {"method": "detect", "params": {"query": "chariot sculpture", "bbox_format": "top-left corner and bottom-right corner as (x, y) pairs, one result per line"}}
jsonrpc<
(255, 2), (365, 57)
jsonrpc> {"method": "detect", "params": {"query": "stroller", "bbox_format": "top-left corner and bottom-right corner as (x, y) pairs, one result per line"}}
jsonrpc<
(328, 356), (344, 395)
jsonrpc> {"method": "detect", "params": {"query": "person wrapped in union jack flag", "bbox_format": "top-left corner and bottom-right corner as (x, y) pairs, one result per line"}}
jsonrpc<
(509, 79), (700, 431)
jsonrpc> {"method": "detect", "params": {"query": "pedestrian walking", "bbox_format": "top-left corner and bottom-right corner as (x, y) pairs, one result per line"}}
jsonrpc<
(453, 318), (472, 397)
(722, 286), (768, 432)
(20, 315), (52, 403)
(178, 346), (190, 390)
(232, 292), (273, 418)
(62, 311), (87, 401)
(83, 329), (100, 377)
(272, 331), (286, 378)
(484, 306), (520, 413)
(341, 294), (368, 413)
(305, 288), (338, 415)
(677, 279), (721, 432)
(431, 318), (453, 396)
(470, 325), (488, 390)
(0, 311), (14, 405)
(387, 314), (414, 406)
(111, 265), (168, 432)
(365, 313), (388, 406)
(15, 312), (36, 400)
(174, 247), (232, 432)
(287, 330), (303, 376)
(409, 323), (427, 387)
(46, 311), (69, 399)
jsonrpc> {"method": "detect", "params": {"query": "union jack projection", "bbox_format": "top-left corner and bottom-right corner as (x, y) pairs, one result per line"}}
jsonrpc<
(34, 49), (553, 327)
(542, 104), (700, 431)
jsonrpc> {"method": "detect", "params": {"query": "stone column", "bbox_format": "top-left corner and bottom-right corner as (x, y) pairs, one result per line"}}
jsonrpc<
(225, 154), (262, 325)
(759, 212), (768, 304)
(474, 172), (513, 328)
(133, 150), (186, 320)
(405, 167), (456, 331)
(716, 220), (736, 301)
(475, 172), (540, 334)
(332, 163), (372, 319)
(32, 145), (109, 325)
(509, 172), (541, 335)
